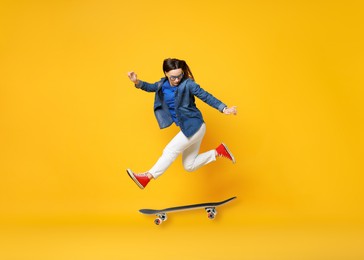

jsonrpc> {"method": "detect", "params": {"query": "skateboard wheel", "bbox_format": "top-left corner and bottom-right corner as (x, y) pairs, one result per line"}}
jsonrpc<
(154, 218), (162, 225)
(206, 207), (217, 219)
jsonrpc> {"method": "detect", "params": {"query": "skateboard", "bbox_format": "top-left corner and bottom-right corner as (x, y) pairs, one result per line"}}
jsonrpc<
(139, 196), (237, 225)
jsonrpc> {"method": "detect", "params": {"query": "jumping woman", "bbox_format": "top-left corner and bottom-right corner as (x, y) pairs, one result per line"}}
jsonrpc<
(126, 58), (237, 189)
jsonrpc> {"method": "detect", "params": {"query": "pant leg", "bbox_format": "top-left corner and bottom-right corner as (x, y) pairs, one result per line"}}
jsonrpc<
(148, 123), (209, 179)
(182, 124), (216, 172)
(182, 143), (216, 172)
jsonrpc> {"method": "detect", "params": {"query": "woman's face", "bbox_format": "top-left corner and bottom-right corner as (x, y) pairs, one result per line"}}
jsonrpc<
(165, 68), (184, 86)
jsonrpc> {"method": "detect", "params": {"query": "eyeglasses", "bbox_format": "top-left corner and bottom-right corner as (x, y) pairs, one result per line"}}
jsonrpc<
(168, 73), (184, 81)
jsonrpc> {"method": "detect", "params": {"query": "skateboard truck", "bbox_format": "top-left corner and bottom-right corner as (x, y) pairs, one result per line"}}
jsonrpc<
(205, 207), (217, 219)
(155, 213), (167, 225)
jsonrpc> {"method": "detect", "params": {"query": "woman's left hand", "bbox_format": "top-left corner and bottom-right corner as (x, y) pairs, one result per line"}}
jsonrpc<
(223, 106), (237, 115)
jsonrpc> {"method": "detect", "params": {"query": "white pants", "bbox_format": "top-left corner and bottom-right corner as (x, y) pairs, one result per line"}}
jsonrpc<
(149, 123), (216, 179)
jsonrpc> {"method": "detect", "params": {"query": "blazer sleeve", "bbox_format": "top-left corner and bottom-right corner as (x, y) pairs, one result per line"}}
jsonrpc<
(135, 80), (160, 93)
(188, 80), (227, 112)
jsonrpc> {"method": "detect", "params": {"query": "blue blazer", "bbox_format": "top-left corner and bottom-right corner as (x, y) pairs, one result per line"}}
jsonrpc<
(136, 77), (226, 137)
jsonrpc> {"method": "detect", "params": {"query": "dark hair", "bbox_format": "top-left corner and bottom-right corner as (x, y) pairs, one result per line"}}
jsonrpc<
(163, 58), (195, 81)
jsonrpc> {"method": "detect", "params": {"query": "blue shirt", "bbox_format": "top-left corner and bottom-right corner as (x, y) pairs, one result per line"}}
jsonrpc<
(161, 80), (179, 126)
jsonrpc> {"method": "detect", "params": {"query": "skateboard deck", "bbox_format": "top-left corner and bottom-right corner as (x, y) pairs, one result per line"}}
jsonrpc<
(139, 196), (236, 225)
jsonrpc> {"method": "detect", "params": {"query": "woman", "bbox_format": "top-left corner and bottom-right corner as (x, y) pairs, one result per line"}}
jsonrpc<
(126, 58), (237, 189)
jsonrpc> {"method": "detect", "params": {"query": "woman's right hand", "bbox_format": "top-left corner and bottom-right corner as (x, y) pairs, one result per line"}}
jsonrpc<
(127, 71), (139, 85)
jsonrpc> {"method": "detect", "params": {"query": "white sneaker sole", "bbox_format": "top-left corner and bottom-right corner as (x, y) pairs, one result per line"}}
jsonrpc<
(126, 169), (145, 189)
(222, 143), (236, 164)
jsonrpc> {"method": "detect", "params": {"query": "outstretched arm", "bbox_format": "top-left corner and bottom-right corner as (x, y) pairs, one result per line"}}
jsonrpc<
(189, 81), (237, 116)
(127, 71), (159, 92)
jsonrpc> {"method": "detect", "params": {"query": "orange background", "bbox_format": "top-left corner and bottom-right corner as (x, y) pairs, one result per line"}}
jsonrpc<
(1, 0), (363, 259)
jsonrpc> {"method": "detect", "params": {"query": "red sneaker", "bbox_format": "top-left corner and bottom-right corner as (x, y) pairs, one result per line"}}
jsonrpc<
(216, 143), (236, 163)
(126, 169), (150, 189)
